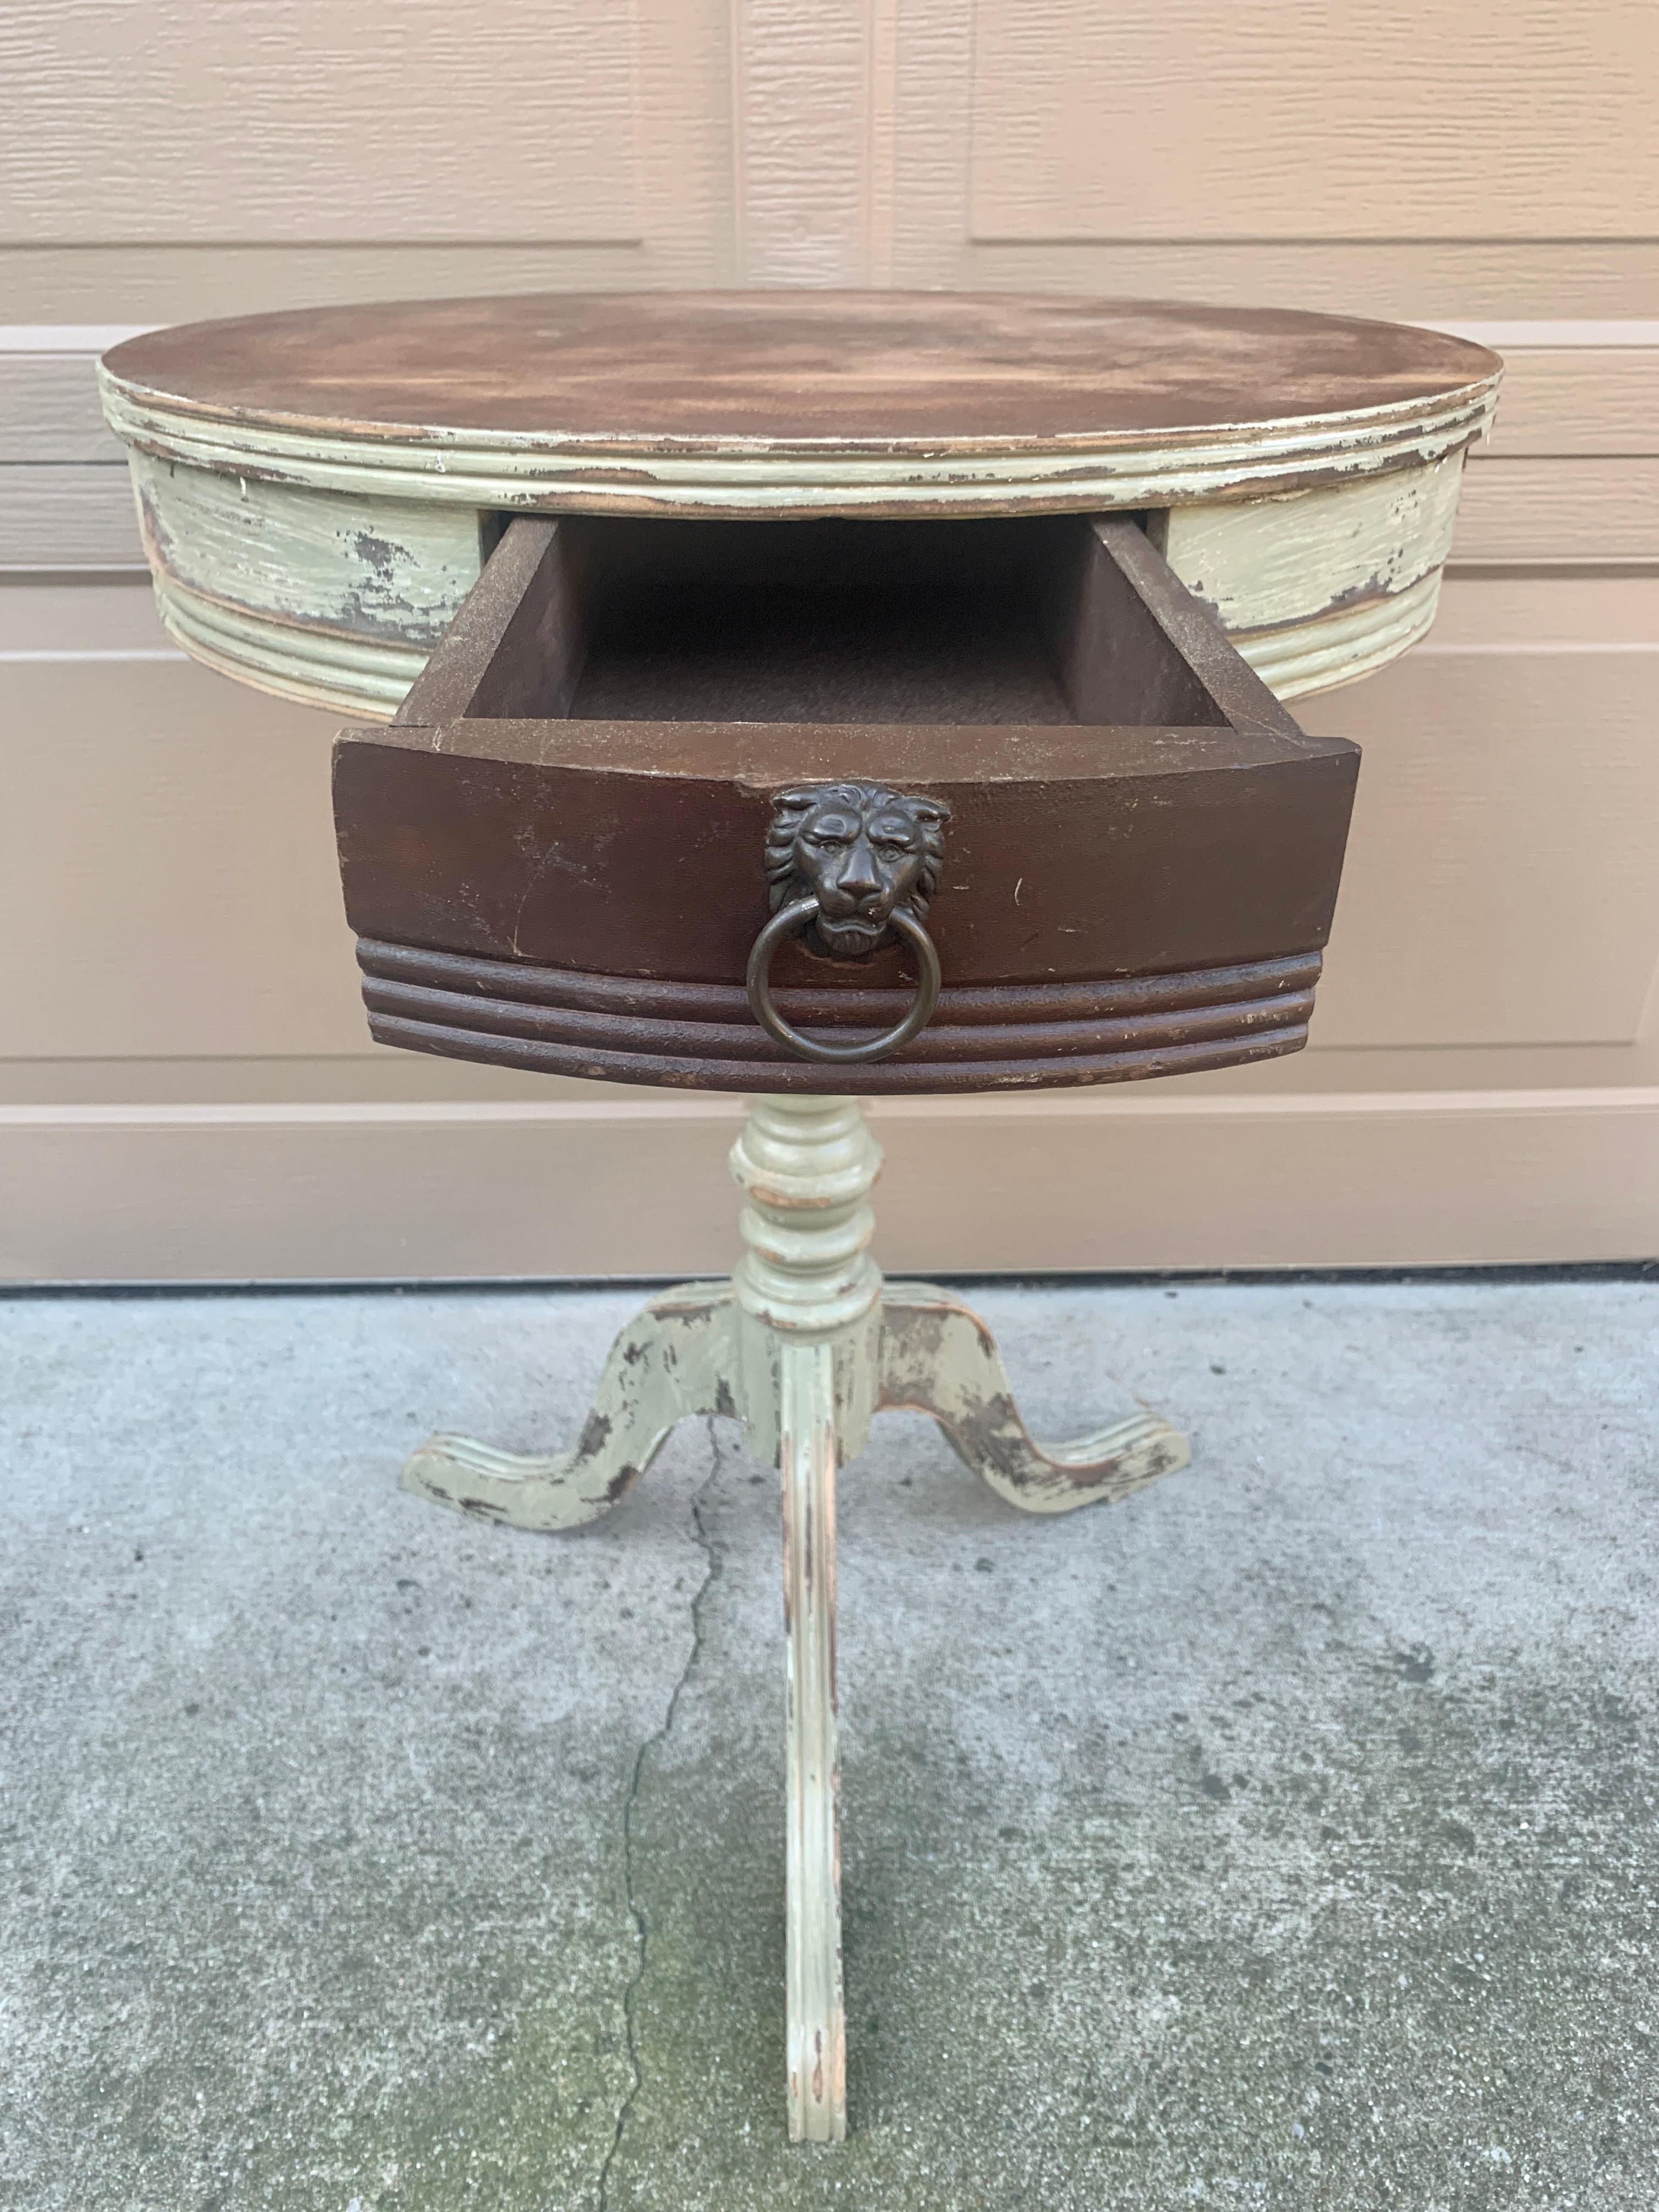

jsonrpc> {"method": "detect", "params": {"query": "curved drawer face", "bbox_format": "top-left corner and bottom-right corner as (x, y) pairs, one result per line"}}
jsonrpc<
(336, 724), (1356, 988)
(354, 939), (1322, 1096)
(333, 514), (1359, 1096)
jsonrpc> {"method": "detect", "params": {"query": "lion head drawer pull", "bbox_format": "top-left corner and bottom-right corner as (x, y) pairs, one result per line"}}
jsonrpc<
(745, 782), (951, 1064)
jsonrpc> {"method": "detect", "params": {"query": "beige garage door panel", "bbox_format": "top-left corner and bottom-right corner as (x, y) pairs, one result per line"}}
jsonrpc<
(1472, 347), (1659, 458)
(1301, 644), (1659, 1049)
(968, 0), (1659, 241)
(3, 1088), (1655, 1282)
(0, 464), (137, 568)
(0, 349), (124, 463)
(1453, 460), (1659, 563)
(1, 659), (367, 1061)
(2, 0), (641, 243)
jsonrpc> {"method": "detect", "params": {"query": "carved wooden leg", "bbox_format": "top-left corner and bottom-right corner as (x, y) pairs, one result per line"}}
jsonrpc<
(777, 1337), (845, 2142)
(397, 1098), (1186, 2147)
(730, 1096), (884, 2145)
(878, 1282), (1190, 1513)
(400, 1283), (735, 1531)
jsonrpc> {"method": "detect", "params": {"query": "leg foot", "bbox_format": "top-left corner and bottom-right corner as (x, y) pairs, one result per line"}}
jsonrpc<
(402, 1284), (733, 1531)
(878, 1283), (1190, 1514)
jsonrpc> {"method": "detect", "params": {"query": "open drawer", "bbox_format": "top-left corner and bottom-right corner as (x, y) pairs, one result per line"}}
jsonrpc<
(333, 512), (1358, 1094)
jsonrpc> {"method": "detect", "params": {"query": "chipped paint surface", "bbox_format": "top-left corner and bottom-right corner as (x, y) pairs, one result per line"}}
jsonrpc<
(878, 1284), (1190, 1510)
(98, 348), (1496, 511)
(99, 335), (1496, 716)
(402, 1287), (734, 1533)
(114, 447), (1475, 717)
(126, 448), (488, 713)
(1161, 450), (1465, 633)
(398, 1094), (1190, 2144)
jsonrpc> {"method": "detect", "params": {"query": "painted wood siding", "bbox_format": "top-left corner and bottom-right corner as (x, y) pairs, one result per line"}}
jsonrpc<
(3, 0), (1656, 1276)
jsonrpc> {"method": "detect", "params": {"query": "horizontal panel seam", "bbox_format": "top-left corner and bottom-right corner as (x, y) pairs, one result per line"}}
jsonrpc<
(1, 1088), (1654, 1131)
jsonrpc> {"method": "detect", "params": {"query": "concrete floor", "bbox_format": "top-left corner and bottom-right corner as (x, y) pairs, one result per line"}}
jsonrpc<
(2, 1276), (1656, 2211)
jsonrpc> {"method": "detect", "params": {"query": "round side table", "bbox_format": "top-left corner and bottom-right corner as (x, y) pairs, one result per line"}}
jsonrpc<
(101, 293), (1500, 2144)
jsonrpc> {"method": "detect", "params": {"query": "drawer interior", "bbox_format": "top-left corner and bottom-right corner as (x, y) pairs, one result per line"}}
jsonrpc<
(395, 511), (1238, 735)
(571, 516), (1087, 725)
(334, 508), (1359, 1091)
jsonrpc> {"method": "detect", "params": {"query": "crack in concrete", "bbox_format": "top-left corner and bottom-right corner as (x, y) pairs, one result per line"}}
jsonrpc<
(597, 1418), (726, 2212)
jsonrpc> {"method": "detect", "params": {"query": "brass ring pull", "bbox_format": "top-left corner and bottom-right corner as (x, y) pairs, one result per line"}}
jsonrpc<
(746, 896), (943, 1064)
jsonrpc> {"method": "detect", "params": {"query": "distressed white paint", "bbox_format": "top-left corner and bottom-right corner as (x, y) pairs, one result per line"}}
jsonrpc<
(878, 1284), (1189, 1509)
(154, 569), (426, 715)
(729, 1096), (881, 2143)
(400, 1092), (1190, 2141)
(100, 364), (1495, 506)
(402, 1283), (735, 1531)
(1234, 570), (1442, 701)
(777, 1335), (845, 2142)
(128, 452), (489, 647)
(1160, 452), (1464, 633)
(99, 424), (1491, 716)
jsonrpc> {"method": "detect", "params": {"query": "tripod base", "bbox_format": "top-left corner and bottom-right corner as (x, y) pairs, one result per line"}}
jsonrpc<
(401, 1098), (1189, 2142)
(404, 1281), (1188, 1533)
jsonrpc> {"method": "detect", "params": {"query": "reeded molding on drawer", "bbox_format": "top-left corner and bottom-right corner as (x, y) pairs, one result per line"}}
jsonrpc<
(355, 938), (1319, 1095)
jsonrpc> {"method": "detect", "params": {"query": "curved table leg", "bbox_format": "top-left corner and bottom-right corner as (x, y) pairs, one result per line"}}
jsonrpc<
(401, 1284), (734, 1532)
(395, 1115), (1190, 2146)
(778, 1335), (846, 2143)
(878, 1282), (1190, 1514)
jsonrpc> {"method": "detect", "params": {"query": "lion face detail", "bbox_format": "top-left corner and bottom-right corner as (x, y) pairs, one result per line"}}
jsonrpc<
(765, 782), (951, 959)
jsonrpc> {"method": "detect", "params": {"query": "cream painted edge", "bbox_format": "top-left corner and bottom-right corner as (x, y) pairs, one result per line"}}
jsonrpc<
(155, 572), (424, 715)
(134, 450), (1469, 713)
(146, 554), (1448, 717)
(1234, 569), (1441, 700)
(98, 366), (1498, 511)
(2, 1086), (1654, 1279)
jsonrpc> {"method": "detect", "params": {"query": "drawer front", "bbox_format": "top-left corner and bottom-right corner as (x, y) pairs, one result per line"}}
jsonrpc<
(332, 514), (1358, 1094)
(334, 722), (1355, 1094)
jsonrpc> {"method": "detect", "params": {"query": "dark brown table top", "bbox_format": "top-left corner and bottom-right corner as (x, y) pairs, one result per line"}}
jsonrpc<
(103, 291), (1500, 451)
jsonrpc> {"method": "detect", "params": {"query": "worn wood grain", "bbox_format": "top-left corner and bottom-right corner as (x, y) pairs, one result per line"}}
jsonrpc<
(103, 292), (1496, 451)
(97, 294), (1496, 709)
(33, 327), (1659, 592)
(332, 512), (1357, 1098)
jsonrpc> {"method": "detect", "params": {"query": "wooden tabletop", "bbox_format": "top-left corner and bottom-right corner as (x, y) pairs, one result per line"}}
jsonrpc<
(103, 291), (1498, 454)
(97, 292), (1502, 719)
